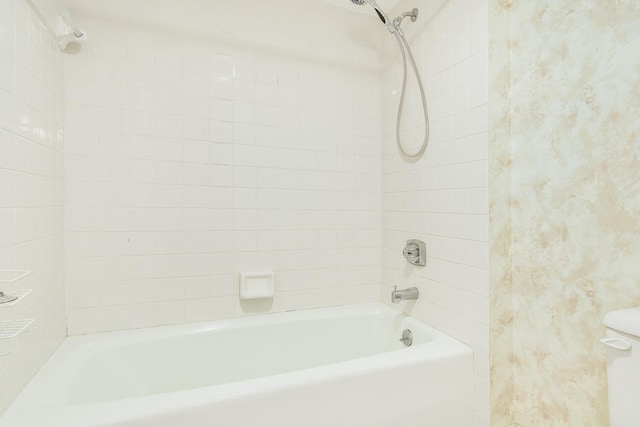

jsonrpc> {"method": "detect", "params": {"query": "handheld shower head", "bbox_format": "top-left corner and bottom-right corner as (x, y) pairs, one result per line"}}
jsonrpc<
(350, 0), (393, 28)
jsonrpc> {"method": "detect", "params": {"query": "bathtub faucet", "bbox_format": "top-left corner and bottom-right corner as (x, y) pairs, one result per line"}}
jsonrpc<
(391, 286), (419, 304)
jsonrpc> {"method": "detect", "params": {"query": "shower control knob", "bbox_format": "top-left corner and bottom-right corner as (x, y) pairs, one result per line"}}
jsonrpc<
(402, 239), (426, 267)
(403, 246), (418, 257)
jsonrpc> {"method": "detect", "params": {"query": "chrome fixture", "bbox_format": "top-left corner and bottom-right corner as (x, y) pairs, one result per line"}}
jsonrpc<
(350, 0), (394, 33)
(399, 329), (413, 347)
(392, 286), (419, 304)
(393, 8), (418, 28)
(403, 239), (426, 267)
(349, 0), (429, 161)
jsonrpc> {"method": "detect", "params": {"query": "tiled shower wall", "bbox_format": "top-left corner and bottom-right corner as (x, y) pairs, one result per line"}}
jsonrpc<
(0, 0), (66, 414)
(380, 0), (489, 425)
(63, 0), (383, 334)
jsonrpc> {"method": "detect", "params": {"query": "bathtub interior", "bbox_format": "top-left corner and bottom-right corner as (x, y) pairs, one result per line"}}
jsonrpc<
(41, 306), (439, 405)
(0, 304), (474, 427)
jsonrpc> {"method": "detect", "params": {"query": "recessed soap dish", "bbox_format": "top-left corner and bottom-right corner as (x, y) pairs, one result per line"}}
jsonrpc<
(240, 271), (275, 300)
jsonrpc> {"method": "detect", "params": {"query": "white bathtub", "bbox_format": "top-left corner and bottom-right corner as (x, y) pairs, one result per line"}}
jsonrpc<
(0, 304), (473, 427)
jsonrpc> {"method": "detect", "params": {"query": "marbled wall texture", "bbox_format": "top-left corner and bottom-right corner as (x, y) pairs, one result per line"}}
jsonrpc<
(490, 1), (640, 426)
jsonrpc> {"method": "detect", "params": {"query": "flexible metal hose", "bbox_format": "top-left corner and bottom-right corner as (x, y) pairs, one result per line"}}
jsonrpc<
(393, 31), (429, 161)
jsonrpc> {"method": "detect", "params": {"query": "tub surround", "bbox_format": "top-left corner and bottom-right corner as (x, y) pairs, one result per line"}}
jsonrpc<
(0, 0), (490, 421)
(489, 1), (640, 426)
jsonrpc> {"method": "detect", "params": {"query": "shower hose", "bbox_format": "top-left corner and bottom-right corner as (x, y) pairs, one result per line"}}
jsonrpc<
(392, 30), (430, 161)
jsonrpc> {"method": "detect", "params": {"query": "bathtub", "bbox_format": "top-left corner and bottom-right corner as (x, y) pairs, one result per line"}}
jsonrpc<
(0, 304), (473, 427)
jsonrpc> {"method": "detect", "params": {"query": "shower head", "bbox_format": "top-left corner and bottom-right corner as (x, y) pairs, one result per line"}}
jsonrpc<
(350, 0), (393, 29)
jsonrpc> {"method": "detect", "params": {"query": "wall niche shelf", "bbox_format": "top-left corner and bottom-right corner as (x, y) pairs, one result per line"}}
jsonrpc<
(0, 270), (31, 284)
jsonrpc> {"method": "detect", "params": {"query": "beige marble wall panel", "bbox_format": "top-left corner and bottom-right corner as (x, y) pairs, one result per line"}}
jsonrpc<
(490, 1), (640, 426)
(488, 0), (514, 425)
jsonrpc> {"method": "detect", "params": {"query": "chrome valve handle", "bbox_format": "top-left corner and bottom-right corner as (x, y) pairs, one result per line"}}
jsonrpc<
(402, 239), (426, 267)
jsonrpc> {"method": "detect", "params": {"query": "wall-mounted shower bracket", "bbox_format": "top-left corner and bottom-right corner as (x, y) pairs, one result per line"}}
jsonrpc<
(403, 239), (426, 266)
(393, 8), (418, 28)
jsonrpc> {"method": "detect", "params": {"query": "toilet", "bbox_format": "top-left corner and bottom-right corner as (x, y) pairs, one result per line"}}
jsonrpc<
(602, 307), (640, 427)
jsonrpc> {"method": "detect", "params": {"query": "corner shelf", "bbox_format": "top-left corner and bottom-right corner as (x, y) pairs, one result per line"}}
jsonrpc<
(0, 289), (32, 307)
(0, 319), (34, 356)
(0, 270), (31, 284)
(0, 319), (34, 340)
(0, 270), (34, 356)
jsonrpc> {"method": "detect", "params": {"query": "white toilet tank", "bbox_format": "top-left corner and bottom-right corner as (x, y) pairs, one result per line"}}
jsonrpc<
(602, 307), (640, 427)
